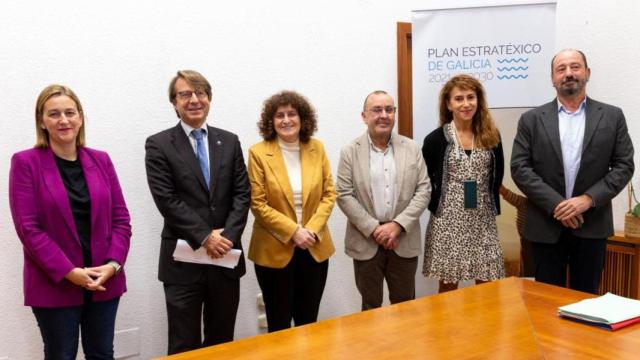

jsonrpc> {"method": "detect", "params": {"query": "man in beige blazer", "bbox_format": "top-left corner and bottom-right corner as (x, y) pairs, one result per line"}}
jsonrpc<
(336, 90), (430, 310)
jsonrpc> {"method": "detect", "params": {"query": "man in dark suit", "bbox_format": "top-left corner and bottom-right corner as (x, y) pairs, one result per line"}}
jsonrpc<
(511, 49), (634, 294)
(145, 70), (250, 354)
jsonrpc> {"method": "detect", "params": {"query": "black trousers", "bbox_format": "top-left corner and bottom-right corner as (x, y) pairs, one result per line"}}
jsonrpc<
(255, 248), (328, 333)
(532, 231), (606, 294)
(163, 267), (240, 355)
(520, 237), (536, 278)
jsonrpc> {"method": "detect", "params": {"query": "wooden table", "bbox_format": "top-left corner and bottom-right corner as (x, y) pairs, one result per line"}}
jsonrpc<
(521, 278), (640, 358)
(158, 278), (640, 359)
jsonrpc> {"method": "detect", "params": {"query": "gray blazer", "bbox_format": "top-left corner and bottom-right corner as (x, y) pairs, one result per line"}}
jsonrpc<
(336, 132), (431, 260)
(511, 98), (634, 243)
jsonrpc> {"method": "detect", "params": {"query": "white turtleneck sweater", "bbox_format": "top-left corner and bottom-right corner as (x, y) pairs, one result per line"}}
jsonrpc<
(278, 137), (303, 224)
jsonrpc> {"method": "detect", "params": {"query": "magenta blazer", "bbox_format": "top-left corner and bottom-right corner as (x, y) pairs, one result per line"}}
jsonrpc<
(9, 147), (131, 307)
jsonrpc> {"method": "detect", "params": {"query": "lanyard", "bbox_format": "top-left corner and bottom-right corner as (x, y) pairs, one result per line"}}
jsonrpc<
(452, 122), (475, 180)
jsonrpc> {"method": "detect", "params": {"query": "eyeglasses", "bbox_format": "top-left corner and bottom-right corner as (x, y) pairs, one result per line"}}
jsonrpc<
(176, 90), (208, 101)
(367, 106), (396, 115)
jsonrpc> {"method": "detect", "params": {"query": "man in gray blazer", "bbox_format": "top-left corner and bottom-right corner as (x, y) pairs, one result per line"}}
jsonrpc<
(511, 49), (634, 294)
(336, 90), (430, 310)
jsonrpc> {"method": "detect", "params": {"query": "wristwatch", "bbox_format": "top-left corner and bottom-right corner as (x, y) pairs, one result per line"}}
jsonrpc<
(107, 260), (122, 274)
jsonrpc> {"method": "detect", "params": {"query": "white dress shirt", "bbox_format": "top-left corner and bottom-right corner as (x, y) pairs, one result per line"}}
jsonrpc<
(181, 121), (212, 245)
(558, 98), (586, 198)
(368, 135), (397, 222)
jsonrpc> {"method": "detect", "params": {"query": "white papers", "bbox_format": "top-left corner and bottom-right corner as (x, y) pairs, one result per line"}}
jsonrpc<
(172, 239), (241, 269)
(558, 292), (640, 324)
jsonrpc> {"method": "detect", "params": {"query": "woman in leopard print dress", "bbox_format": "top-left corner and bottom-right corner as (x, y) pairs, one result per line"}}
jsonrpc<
(421, 74), (505, 293)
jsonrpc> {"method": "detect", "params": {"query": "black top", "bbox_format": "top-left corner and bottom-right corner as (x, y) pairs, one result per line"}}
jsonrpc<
(422, 126), (504, 215)
(55, 155), (92, 267)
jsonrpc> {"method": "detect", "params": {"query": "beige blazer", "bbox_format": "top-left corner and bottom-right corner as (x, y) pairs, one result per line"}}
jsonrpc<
(336, 132), (430, 261)
(248, 138), (336, 268)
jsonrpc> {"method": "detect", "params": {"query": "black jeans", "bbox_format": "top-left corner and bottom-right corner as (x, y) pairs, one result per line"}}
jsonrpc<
(32, 297), (119, 360)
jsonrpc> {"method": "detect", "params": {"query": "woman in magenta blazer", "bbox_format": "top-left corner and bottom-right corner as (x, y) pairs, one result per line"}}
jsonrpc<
(9, 85), (131, 359)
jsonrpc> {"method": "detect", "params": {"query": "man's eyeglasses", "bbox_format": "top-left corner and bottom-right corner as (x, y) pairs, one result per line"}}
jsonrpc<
(367, 106), (396, 115)
(177, 90), (208, 101)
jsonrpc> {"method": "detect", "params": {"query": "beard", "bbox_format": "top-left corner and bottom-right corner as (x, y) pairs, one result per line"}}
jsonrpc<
(555, 76), (588, 96)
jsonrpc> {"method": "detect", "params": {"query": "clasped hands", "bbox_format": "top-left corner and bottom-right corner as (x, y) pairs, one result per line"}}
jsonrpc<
(203, 228), (233, 259)
(64, 264), (116, 291)
(372, 221), (402, 250)
(554, 194), (592, 229)
(292, 226), (317, 249)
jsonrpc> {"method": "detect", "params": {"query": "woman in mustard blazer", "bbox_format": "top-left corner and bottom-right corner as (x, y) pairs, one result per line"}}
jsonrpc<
(248, 91), (336, 332)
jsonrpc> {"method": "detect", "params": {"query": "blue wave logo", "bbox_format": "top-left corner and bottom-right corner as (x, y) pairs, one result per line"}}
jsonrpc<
(497, 74), (529, 79)
(496, 58), (530, 80)
(496, 66), (529, 71)
(496, 58), (529, 63)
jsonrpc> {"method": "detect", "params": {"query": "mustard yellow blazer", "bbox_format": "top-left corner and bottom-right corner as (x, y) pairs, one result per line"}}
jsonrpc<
(247, 138), (336, 268)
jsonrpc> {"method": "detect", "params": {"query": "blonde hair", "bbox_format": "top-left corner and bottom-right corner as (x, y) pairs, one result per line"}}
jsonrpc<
(438, 74), (499, 149)
(34, 84), (86, 148)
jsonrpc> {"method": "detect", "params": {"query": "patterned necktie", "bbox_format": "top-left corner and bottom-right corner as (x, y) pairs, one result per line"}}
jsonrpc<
(190, 129), (210, 188)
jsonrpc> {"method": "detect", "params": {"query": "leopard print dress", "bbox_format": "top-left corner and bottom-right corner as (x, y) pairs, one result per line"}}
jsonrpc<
(422, 124), (505, 283)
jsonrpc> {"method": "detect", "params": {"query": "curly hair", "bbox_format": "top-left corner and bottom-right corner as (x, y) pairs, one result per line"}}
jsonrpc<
(258, 91), (317, 143)
(438, 74), (500, 149)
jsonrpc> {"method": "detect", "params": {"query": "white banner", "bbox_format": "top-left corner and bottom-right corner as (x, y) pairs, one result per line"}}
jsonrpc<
(412, 2), (556, 143)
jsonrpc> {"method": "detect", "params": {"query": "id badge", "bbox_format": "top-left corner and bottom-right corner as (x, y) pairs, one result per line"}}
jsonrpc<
(463, 180), (477, 209)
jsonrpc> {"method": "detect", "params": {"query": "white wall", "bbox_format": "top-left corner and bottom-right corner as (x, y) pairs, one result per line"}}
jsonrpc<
(0, 0), (638, 358)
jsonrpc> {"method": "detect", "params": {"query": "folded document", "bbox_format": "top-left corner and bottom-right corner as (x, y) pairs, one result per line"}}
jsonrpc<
(172, 239), (241, 269)
(558, 292), (640, 330)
